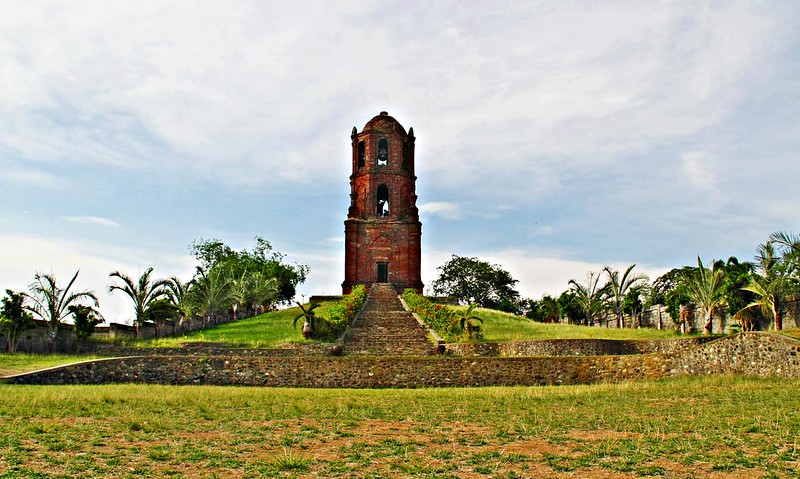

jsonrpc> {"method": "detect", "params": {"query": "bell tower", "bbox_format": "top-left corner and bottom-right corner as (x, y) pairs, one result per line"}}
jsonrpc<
(342, 111), (423, 294)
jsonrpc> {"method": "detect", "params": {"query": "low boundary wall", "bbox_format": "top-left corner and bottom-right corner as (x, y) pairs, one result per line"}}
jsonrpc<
(3, 355), (670, 387)
(4, 333), (799, 387)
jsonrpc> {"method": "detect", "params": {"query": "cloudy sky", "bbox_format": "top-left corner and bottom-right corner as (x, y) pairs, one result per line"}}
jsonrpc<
(2, 1), (799, 323)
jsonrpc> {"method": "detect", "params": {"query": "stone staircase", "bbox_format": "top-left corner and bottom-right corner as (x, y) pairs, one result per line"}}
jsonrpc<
(344, 283), (434, 356)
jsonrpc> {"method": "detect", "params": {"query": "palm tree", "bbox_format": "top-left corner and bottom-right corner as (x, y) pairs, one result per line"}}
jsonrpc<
(246, 272), (279, 315)
(108, 267), (170, 337)
(603, 264), (649, 328)
(293, 302), (321, 339)
(681, 257), (726, 334)
(165, 276), (194, 332)
(539, 295), (561, 323)
(189, 266), (231, 328)
(456, 303), (484, 340)
(229, 271), (249, 321)
(26, 270), (99, 351)
(568, 271), (610, 326)
(737, 241), (795, 331)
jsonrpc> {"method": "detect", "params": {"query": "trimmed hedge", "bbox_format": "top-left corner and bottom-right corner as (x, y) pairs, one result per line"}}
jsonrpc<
(402, 289), (458, 341)
(317, 285), (366, 340)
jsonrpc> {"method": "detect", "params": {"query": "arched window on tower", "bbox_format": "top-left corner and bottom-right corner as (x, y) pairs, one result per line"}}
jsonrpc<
(402, 141), (410, 172)
(377, 139), (388, 166)
(357, 141), (365, 169)
(377, 184), (390, 217)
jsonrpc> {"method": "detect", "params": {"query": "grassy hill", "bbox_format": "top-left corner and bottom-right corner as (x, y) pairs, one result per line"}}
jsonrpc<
(451, 305), (682, 341)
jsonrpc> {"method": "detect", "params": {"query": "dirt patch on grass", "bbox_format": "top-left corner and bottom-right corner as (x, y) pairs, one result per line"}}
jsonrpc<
(4, 417), (788, 478)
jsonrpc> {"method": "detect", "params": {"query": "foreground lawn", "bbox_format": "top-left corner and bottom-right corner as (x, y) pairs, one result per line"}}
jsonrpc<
(0, 376), (797, 478)
(454, 306), (684, 341)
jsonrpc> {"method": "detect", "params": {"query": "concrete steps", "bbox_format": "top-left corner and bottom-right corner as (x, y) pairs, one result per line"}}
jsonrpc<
(344, 283), (434, 356)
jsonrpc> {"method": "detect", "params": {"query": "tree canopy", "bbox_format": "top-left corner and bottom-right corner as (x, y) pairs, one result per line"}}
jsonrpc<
(431, 255), (520, 311)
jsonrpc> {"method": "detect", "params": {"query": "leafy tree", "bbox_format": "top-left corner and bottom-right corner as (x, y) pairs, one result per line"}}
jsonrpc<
(652, 267), (694, 324)
(456, 303), (484, 340)
(603, 264), (648, 328)
(622, 284), (650, 328)
(568, 271), (609, 326)
(190, 237), (308, 305)
(108, 267), (170, 337)
(68, 304), (102, 352)
(681, 257), (726, 334)
(1, 289), (35, 353)
(26, 271), (99, 351)
(714, 257), (755, 318)
(431, 255), (520, 309)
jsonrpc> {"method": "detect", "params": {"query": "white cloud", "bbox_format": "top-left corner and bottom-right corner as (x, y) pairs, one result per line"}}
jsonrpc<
(680, 150), (718, 190)
(419, 202), (462, 220)
(61, 216), (120, 227)
(0, 1), (778, 192)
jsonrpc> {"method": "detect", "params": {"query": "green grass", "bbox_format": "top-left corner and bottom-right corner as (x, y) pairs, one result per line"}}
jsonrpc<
(0, 377), (797, 478)
(450, 305), (684, 341)
(120, 302), (339, 349)
(0, 354), (108, 377)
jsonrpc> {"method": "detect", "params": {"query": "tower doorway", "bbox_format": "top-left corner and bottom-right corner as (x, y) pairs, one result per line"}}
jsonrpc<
(377, 262), (389, 283)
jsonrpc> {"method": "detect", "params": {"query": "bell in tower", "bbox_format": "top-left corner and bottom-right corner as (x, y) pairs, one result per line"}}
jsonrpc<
(342, 112), (423, 294)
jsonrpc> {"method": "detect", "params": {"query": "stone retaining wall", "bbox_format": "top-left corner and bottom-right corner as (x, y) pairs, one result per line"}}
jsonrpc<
(445, 337), (713, 357)
(670, 332), (800, 378)
(85, 342), (333, 357)
(6, 333), (799, 388)
(3, 354), (671, 387)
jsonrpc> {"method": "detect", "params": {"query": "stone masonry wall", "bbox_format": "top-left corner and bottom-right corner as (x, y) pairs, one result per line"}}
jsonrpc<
(5, 333), (799, 388)
(445, 337), (713, 357)
(3, 354), (671, 387)
(670, 332), (800, 378)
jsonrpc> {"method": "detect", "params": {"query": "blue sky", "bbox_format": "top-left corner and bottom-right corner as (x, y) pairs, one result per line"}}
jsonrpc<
(2, 1), (799, 322)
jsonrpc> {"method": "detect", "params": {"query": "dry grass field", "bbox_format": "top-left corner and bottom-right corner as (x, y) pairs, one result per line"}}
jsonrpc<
(1, 376), (798, 478)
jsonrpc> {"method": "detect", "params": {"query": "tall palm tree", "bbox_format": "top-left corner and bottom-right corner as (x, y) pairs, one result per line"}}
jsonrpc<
(539, 295), (561, 323)
(26, 270), (98, 351)
(737, 241), (795, 331)
(681, 257), (726, 334)
(246, 272), (279, 315)
(189, 266), (231, 327)
(568, 271), (610, 326)
(456, 303), (484, 340)
(603, 264), (649, 328)
(165, 276), (194, 331)
(108, 267), (170, 337)
(228, 271), (248, 321)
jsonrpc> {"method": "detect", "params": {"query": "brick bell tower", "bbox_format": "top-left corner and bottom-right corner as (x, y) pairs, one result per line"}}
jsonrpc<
(342, 111), (423, 294)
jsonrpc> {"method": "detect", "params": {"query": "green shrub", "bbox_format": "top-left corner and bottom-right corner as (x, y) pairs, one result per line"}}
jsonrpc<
(317, 285), (366, 340)
(402, 289), (458, 341)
